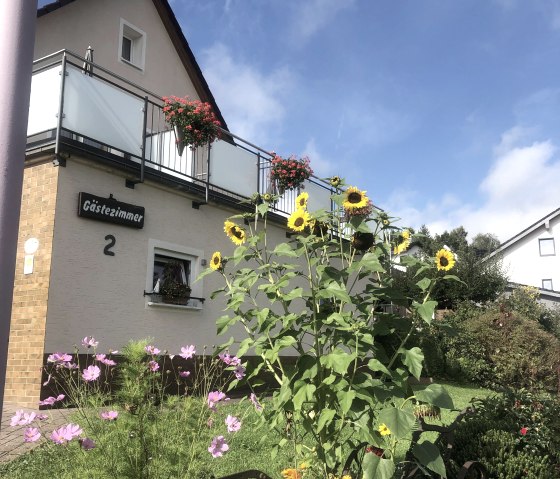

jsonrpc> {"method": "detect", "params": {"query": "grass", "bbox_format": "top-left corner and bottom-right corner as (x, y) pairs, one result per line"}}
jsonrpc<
(0, 382), (495, 479)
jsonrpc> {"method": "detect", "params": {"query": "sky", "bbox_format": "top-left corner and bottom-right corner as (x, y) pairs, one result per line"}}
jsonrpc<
(166, 0), (560, 242)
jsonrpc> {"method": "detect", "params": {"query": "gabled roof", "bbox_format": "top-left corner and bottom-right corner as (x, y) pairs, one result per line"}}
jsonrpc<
(37, 0), (229, 132)
(484, 207), (560, 261)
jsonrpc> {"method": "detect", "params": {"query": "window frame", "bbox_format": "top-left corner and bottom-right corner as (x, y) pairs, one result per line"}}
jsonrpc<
(542, 279), (553, 291)
(538, 237), (556, 257)
(146, 240), (204, 309)
(118, 19), (146, 71)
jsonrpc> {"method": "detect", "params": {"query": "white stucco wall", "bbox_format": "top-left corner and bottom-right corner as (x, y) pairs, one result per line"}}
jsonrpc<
(500, 215), (560, 291)
(35, 0), (199, 100)
(45, 159), (290, 353)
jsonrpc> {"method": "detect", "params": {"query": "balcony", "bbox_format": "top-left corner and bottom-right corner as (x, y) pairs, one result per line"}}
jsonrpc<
(26, 50), (334, 218)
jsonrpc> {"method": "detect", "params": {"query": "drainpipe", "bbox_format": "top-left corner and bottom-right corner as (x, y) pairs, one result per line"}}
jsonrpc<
(0, 1), (37, 429)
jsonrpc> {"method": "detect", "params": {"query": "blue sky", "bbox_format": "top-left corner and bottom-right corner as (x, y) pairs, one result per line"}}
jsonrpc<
(168, 0), (560, 241)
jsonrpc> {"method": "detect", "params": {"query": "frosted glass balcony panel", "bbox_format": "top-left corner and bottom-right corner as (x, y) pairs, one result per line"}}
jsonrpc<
(144, 130), (193, 181)
(27, 66), (60, 136)
(306, 180), (333, 213)
(62, 65), (143, 156)
(209, 140), (258, 196)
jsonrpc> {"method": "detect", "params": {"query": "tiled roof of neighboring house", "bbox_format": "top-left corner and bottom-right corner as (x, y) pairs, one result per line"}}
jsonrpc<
(36, 0), (229, 133)
(483, 207), (560, 262)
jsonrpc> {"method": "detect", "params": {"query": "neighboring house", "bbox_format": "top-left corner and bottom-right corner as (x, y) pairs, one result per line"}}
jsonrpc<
(5, 0), (334, 407)
(484, 207), (560, 303)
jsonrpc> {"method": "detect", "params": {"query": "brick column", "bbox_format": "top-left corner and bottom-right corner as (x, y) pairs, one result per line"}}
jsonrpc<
(4, 162), (59, 407)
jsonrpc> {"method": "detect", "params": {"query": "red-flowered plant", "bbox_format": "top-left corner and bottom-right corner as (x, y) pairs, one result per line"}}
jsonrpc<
(162, 95), (221, 148)
(269, 154), (313, 191)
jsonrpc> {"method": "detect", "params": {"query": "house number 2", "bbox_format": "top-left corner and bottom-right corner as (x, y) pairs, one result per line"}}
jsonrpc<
(104, 234), (116, 256)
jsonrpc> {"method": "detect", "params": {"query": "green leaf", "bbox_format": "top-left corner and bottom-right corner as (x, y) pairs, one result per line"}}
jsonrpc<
(318, 281), (351, 303)
(316, 408), (336, 432)
(412, 441), (447, 478)
(378, 407), (416, 440)
(281, 287), (303, 302)
(216, 315), (232, 335)
(320, 349), (355, 374)
(257, 202), (269, 216)
(362, 453), (396, 479)
(272, 242), (298, 257)
(337, 389), (356, 415)
(236, 338), (254, 358)
(413, 300), (437, 324)
(292, 382), (316, 410)
(416, 277), (431, 292)
(232, 245), (249, 264)
(399, 347), (424, 380)
(415, 384), (454, 409)
(358, 252), (385, 273)
(367, 359), (392, 377)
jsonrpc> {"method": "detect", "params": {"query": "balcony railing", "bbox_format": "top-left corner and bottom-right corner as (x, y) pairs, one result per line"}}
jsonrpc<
(26, 50), (335, 218)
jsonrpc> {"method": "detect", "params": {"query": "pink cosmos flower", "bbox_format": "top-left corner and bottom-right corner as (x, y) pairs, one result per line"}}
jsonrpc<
(81, 336), (99, 348)
(234, 365), (246, 380)
(64, 423), (83, 439)
(207, 391), (228, 411)
(148, 360), (160, 372)
(38, 394), (65, 406)
(180, 345), (196, 359)
(10, 410), (37, 427)
(225, 415), (241, 433)
(82, 365), (101, 382)
(95, 354), (117, 366)
(47, 352), (72, 364)
(179, 370), (191, 378)
(50, 423), (82, 444)
(145, 345), (161, 355)
(208, 435), (229, 457)
(219, 352), (241, 366)
(37, 414), (49, 421)
(24, 427), (41, 443)
(249, 393), (263, 412)
(100, 410), (118, 421)
(520, 427), (528, 435)
(79, 437), (96, 450)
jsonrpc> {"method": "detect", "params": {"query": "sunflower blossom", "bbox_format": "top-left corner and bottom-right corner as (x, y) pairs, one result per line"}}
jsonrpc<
(224, 220), (246, 245)
(210, 251), (222, 271)
(295, 191), (309, 209)
(287, 209), (311, 232)
(435, 248), (455, 271)
(393, 230), (411, 255)
(343, 186), (369, 210)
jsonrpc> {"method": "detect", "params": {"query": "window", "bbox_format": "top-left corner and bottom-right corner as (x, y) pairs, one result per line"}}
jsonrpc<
(539, 238), (555, 256)
(119, 19), (146, 70)
(542, 279), (553, 290)
(146, 240), (204, 309)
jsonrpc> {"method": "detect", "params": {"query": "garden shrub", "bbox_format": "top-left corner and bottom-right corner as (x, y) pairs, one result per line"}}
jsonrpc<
(450, 390), (560, 478)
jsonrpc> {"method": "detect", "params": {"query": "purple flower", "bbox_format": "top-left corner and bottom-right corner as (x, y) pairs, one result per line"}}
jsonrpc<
(219, 352), (241, 366)
(225, 415), (241, 433)
(50, 424), (82, 444)
(148, 360), (160, 372)
(82, 365), (101, 382)
(38, 394), (65, 407)
(24, 427), (41, 443)
(145, 345), (161, 355)
(10, 410), (36, 427)
(249, 393), (263, 412)
(179, 370), (191, 378)
(208, 435), (229, 457)
(79, 437), (96, 450)
(207, 391), (228, 411)
(62, 362), (79, 370)
(64, 423), (83, 439)
(81, 336), (99, 348)
(47, 352), (72, 364)
(100, 410), (118, 421)
(37, 414), (49, 421)
(95, 354), (117, 366)
(180, 345), (196, 359)
(234, 364), (246, 380)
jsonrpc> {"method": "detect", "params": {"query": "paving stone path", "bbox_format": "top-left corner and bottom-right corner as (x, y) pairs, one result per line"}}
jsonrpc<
(0, 403), (73, 463)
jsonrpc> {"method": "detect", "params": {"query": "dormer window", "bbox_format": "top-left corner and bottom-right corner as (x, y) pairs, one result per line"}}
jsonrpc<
(119, 19), (146, 71)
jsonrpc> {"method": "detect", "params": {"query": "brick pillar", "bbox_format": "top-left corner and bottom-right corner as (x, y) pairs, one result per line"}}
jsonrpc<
(4, 161), (59, 407)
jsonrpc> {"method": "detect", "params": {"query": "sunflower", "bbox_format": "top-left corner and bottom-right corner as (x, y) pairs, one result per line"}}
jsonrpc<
(223, 220), (246, 245)
(210, 251), (222, 271)
(262, 193), (274, 203)
(343, 186), (369, 210)
(435, 248), (455, 271)
(281, 468), (301, 479)
(295, 191), (309, 209)
(287, 209), (311, 232)
(378, 423), (391, 436)
(329, 175), (342, 188)
(393, 230), (411, 255)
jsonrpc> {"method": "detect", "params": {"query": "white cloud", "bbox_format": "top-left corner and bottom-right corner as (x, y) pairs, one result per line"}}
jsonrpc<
(385, 127), (560, 242)
(291, 0), (355, 41)
(301, 138), (335, 177)
(200, 43), (294, 147)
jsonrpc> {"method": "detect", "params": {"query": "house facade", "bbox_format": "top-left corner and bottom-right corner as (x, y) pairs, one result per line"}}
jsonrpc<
(6, 0), (334, 407)
(484, 207), (560, 303)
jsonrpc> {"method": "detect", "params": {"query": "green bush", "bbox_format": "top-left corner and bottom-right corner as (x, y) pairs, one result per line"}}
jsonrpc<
(450, 390), (560, 478)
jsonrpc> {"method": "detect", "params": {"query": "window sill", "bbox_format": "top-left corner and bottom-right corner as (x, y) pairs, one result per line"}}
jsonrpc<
(147, 301), (203, 311)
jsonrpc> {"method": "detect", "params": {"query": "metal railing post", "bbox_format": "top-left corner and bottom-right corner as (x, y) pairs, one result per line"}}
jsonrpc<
(140, 96), (148, 183)
(257, 152), (261, 194)
(54, 52), (68, 164)
(205, 142), (211, 203)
